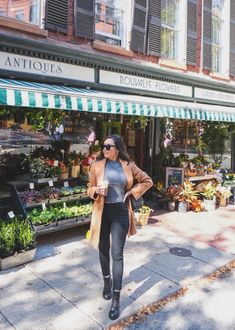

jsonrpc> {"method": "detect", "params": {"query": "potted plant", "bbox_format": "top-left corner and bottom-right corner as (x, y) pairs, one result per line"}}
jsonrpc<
(165, 185), (181, 211)
(68, 151), (85, 178)
(216, 187), (232, 207)
(201, 181), (218, 211)
(177, 180), (198, 212)
(134, 205), (151, 226)
(0, 217), (36, 271)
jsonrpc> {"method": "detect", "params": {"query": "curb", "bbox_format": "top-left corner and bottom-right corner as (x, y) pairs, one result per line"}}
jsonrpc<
(107, 259), (235, 330)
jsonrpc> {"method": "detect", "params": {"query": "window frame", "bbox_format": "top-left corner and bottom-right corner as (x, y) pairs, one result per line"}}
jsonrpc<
(95, 0), (132, 48)
(0, 0), (45, 28)
(160, 0), (187, 64)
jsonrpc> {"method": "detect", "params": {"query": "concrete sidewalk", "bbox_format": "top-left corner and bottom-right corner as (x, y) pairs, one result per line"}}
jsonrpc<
(0, 205), (235, 330)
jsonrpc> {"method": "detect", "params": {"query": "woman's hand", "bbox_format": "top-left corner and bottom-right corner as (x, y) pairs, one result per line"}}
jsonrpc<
(95, 185), (107, 196)
(123, 190), (132, 202)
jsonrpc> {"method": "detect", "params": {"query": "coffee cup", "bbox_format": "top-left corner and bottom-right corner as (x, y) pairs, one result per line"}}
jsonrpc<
(99, 180), (109, 196)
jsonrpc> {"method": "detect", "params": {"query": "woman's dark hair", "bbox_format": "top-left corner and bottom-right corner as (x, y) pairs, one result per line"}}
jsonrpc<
(98, 134), (130, 162)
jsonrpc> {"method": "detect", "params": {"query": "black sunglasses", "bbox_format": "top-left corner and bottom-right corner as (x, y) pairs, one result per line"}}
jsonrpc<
(102, 144), (116, 150)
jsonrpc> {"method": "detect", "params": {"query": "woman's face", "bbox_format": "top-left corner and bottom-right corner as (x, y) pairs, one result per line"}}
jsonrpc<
(102, 138), (118, 160)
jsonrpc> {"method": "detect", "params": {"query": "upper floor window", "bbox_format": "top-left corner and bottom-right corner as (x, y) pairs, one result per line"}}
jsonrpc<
(0, 0), (45, 27)
(161, 0), (179, 60)
(95, 0), (126, 46)
(212, 0), (224, 73)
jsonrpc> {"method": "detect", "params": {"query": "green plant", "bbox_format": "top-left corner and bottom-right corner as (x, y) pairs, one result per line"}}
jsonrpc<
(201, 124), (228, 162)
(0, 218), (35, 258)
(201, 182), (217, 200)
(138, 205), (151, 214)
(178, 181), (198, 203)
(0, 220), (15, 257)
(16, 221), (35, 251)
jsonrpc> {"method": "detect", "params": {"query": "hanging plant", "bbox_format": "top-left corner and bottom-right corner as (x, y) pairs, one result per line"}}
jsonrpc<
(101, 121), (122, 140)
(129, 116), (148, 130)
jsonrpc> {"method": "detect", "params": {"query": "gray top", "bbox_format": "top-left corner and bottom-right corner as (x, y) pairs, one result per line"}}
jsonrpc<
(104, 159), (127, 203)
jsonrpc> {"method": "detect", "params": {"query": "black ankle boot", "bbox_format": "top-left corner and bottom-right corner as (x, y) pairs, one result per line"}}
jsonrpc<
(102, 276), (112, 300)
(108, 291), (120, 320)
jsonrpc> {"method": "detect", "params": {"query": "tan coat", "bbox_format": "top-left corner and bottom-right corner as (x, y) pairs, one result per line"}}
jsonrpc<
(87, 158), (153, 248)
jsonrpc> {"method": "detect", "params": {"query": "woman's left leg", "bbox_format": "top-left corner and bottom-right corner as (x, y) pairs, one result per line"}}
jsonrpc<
(109, 203), (129, 320)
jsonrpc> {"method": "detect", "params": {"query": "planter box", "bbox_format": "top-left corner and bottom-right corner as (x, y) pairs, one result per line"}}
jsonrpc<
(32, 221), (57, 232)
(0, 248), (36, 271)
(35, 177), (58, 183)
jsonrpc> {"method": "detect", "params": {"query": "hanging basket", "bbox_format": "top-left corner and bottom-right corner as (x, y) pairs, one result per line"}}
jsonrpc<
(134, 212), (150, 226)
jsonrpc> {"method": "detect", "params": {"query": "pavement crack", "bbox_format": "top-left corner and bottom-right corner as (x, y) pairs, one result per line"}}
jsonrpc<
(27, 269), (104, 329)
(0, 310), (16, 329)
(142, 264), (180, 286)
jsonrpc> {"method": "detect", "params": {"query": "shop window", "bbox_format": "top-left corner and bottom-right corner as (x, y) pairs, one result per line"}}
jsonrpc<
(0, 0), (45, 27)
(161, 0), (179, 60)
(95, 0), (128, 47)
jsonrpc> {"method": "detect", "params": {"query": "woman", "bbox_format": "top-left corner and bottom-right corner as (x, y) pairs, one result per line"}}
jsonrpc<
(87, 134), (152, 320)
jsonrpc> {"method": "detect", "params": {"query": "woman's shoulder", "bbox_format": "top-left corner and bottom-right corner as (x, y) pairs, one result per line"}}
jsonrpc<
(91, 158), (106, 168)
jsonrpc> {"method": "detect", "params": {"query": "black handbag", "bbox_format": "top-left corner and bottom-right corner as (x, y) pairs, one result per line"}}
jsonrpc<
(130, 196), (144, 211)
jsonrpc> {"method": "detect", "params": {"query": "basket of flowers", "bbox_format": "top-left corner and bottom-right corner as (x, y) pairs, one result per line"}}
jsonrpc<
(134, 205), (151, 226)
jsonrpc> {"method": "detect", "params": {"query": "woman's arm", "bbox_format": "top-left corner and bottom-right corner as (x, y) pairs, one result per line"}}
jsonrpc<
(87, 163), (98, 199)
(129, 162), (153, 200)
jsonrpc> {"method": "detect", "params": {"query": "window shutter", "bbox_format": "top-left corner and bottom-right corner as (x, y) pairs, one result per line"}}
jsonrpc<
(130, 0), (148, 53)
(203, 0), (212, 70)
(45, 0), (68, 33)
(186, 0), (197, 65)
(75, 0), (94, 40)
(230, 2), (235, 76)
(147, 0), (161, 56)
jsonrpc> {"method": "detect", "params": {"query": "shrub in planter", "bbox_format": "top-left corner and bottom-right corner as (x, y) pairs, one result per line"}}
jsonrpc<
(0, 218), (35, 259)
(201, 182), (218, 211)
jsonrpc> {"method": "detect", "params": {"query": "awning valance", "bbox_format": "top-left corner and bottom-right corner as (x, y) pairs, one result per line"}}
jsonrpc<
(0, 79), (235, 122)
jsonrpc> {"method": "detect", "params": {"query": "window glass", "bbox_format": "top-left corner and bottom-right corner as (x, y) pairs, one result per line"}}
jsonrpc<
(212, 0), (224, 73)
(0, 0), (43, 26)
(161, 0), (178, 60)
(95, 0), (125, 46)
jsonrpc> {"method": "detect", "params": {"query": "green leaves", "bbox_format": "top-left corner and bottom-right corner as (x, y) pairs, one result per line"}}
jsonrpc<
(27, 202), (92, 225)
(0, 218), (35, 258)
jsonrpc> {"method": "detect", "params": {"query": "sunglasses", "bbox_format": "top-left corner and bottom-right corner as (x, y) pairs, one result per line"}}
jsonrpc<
(102, 144), (116, 150)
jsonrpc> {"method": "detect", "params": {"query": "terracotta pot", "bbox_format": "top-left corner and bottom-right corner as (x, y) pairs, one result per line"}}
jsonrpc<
(60, 167), (69, 180)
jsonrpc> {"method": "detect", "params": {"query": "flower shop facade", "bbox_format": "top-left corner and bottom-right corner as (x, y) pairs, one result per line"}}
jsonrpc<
(0, 47), (235, 206)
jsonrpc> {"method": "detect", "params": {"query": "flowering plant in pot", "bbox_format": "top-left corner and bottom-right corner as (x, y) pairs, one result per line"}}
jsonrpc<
(68, 151), (86, 178)
(134, 205), (152, 226)
(165, 185), (182, 211)
(216, 187), (232, 207)
(201, 181), (218, 211)
(177, 181), (199, 212)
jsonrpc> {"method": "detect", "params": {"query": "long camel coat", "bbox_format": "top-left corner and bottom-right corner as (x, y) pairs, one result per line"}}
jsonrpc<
(87, 158), (153, 248)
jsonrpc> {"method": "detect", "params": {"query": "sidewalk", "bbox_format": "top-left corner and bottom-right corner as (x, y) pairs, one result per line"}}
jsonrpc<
(0, 205), (235, 330)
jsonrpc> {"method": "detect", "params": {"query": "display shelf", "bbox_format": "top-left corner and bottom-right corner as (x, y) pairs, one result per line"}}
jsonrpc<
(32, 216), (90, 236)
(7, 177), (91, 235)
(187, 174), (218, 182)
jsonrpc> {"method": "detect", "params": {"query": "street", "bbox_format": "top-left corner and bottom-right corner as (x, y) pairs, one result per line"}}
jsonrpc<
(124, 268), (235, 330)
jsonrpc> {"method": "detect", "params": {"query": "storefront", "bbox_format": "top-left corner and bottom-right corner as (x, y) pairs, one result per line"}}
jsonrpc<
(1, 50), (235, 203)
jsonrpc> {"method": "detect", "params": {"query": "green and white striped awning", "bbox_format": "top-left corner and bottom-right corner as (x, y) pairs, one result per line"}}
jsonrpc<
(0, 79), (235, 122)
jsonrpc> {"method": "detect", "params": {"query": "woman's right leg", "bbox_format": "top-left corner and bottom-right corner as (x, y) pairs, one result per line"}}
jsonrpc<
(99, 206), (111, 277)
(99, 206), (112, 300)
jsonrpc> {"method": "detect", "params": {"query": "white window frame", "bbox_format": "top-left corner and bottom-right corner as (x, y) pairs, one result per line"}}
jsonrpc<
(211, 0), (230, 75)
(0, 0), (45, 28)
(161, 0), (187, 64)
(95, 0), (132, 48)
